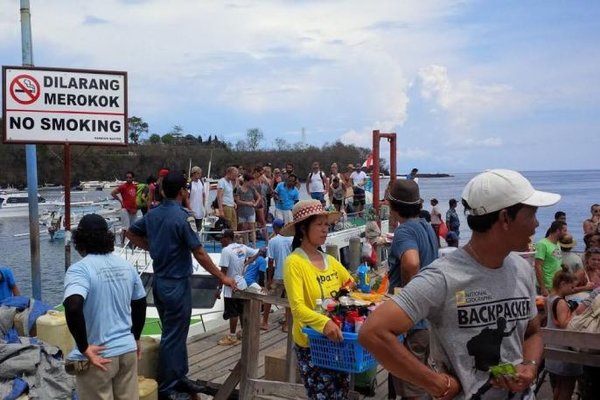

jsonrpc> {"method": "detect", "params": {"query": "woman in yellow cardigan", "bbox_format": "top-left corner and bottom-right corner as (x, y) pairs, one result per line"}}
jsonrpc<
(282, 199), (353, 399)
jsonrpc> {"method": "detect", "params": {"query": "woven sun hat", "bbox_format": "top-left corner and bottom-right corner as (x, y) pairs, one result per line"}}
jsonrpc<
(559, 233), (576, 249)
(280, 199), (341, 236)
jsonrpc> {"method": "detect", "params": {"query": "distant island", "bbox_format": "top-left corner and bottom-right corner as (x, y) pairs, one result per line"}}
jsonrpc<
(413, 173), (453, 178)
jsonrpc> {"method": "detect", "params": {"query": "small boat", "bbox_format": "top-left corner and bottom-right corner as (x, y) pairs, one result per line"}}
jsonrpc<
(0, 192), (51, 218)
(40, 199), (123, 241)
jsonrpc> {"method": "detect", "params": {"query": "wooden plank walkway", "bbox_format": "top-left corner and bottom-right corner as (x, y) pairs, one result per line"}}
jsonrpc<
(186, 308), (393, 399)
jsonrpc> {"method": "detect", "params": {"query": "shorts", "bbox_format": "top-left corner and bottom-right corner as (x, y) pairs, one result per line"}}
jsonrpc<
(238, 214), (256, 223)
(222, 205), (237, 230)
(274, 209), (293, 224)
(352, 187), (365, 206)
(332, 197), (343, 206)
(223, 297), (244, 320)
(392, 329), (430, 397)
(258, 270), (265, 287)
(120, 209), (139, 229)
(310, 192), (325, 204)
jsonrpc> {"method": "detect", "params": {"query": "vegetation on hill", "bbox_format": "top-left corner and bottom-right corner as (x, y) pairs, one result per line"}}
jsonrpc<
(0, 117), (380, 186)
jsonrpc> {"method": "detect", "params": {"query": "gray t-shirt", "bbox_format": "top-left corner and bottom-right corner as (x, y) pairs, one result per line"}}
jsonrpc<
(393, 248), (537, 400)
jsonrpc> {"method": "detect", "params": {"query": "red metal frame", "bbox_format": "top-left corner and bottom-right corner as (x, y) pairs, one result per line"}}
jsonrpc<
(372, 130), (396, 219)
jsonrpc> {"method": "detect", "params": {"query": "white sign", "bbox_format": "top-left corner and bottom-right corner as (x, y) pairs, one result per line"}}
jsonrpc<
(2, 66), (127, 145)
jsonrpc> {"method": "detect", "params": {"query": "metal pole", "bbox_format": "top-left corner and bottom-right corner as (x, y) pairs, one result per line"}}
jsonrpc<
(64, 144), (71, 270)
(372, 130), (380, 218)
(20, 0), (41, 300)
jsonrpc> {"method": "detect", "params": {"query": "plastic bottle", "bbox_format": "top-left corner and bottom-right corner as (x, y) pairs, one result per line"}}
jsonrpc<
(354, 316), (365, 333)
(314, 298), (324, 314)
(357, 262), (371, 293)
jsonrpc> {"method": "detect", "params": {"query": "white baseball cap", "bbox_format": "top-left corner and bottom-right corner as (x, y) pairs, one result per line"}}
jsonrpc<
(462, 169), (560, 216)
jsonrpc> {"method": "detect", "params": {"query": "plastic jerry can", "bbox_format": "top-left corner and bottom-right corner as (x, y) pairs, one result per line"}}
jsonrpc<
(138, 376), (158, 400)
(36, 310), (74, 356)
(137, 336), (159, 379)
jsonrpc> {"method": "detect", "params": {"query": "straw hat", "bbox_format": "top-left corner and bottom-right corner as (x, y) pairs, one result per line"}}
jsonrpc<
(559, 233), (576, 249)
(280, 200), (341, 236)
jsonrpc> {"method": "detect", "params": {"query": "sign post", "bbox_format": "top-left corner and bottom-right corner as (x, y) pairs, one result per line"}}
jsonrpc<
(2, 66), (128, 270)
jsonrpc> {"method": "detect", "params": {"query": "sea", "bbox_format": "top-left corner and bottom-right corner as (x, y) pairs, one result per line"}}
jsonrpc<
(1, 169), (597, 306)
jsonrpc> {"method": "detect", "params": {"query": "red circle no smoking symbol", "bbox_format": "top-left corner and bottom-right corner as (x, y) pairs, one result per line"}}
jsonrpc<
(9, 74), (41, 105)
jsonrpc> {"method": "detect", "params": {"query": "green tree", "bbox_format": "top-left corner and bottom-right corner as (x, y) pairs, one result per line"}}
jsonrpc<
(149, 133), (161, 144)
(246, 128), (264, 151)
(161, 134), (175, 144)
(197, 135), (203, 144)
(127, 116), (149, 144)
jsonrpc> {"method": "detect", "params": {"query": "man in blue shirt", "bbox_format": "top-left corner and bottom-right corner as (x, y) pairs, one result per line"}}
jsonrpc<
(127, 172), (236, 400)
(261, 219), (293, 331)
(0, 266), (20, 302)
(64, 214), (147, 400)
(273, 174), (299, 224)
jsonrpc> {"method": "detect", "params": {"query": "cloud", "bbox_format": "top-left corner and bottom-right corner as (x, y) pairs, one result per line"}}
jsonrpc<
(417, 64), (527, 133)
(398, 147), (431, 160)
(1, 1), (598, 170)
(83, 15), (109, 25)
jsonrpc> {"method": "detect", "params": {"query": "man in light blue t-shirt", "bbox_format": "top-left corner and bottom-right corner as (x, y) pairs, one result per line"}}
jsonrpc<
(64, 214), (147, 400)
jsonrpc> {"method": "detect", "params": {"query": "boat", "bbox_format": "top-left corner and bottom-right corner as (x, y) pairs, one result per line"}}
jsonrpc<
(77, 179), (124, 191)
(0, 192), (51, 218)
(39, 197), (122, 241)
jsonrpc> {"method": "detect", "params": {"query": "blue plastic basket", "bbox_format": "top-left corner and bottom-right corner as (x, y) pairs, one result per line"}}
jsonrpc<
(302, 327), (377, 373)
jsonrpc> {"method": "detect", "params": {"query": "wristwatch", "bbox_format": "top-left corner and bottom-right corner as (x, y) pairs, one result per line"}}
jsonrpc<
(521, 360), (538, 366)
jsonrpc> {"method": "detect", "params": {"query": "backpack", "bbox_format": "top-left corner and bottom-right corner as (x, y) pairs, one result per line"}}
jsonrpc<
(309, 171), (325, 184)
(136, 183), (148, 209)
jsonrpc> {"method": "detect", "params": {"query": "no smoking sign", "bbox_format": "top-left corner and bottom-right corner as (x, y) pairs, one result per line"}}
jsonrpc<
(9, 74), (41, 105)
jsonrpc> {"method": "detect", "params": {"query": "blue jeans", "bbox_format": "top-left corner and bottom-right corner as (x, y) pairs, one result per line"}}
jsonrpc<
(153, 277), (192, 395)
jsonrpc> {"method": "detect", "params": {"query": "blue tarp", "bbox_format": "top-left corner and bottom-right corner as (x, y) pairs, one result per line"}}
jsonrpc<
(0, 296), (52, 334)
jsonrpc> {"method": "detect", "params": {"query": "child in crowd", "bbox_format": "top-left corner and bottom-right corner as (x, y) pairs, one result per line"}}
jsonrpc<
(545, 269), (581, 400)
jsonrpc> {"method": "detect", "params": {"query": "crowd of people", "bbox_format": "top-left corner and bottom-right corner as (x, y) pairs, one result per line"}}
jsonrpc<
(3, 163), (596, 400)
(110, 161), (374, 246)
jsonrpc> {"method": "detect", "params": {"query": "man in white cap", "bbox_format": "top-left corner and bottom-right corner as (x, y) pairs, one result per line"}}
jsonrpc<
(359, 169), (560, 400)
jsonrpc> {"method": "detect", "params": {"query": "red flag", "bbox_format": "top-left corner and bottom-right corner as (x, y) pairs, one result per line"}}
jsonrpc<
(362, 153), (373, 168)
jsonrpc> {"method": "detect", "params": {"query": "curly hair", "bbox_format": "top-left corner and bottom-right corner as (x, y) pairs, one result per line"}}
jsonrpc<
(72, 228), (115, 255)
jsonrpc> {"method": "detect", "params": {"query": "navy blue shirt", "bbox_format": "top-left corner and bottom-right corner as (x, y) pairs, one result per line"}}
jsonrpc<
(129, 199), (201, 279)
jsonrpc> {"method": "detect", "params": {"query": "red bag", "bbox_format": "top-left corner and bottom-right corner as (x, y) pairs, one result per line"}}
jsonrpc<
(438, 221), (449, 239)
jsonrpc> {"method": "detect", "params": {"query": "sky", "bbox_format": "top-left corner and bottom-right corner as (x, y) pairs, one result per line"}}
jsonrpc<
(1, 0), (599, 173)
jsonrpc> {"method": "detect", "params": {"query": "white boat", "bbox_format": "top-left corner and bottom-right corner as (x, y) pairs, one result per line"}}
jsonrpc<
(102, 179), (124, 189)
(41, 202), (122, 241)
(0, 192), (52, 218)
(78, 180), (105, 190)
